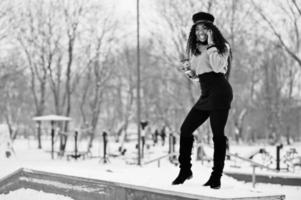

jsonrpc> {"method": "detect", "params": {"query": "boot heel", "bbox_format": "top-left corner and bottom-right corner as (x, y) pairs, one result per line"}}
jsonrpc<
(210, 184), (221, 189)
(172, 169), (193, 185)
(203, 173), (221, 189)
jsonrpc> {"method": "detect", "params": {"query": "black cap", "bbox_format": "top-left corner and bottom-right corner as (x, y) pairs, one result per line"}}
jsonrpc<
(192, 12), (214, 24)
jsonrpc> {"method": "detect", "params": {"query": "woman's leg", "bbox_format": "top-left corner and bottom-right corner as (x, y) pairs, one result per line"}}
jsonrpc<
(178, 107), (210, 168)
(172, 107), (210, 185)
(180, 107), (210, 137)
(205, 109), (229, 188)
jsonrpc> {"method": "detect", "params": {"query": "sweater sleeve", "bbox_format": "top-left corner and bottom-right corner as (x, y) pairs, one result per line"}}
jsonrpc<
(207, 45), (230, 73)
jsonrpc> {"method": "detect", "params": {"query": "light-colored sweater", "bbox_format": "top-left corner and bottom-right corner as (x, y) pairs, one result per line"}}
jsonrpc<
(190, 44), (230, 75)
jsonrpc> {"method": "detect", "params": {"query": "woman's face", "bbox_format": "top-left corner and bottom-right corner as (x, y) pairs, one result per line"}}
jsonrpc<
(195, 24), (209, 42)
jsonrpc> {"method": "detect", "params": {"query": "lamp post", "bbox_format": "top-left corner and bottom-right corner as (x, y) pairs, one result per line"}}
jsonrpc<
(136, 0), (141, 166)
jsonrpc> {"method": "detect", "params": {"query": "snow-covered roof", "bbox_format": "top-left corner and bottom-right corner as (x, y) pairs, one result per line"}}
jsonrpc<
(32, 115), (72, 122)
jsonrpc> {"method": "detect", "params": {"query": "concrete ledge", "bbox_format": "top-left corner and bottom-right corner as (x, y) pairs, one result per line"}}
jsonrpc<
(0, 168), (285, 200)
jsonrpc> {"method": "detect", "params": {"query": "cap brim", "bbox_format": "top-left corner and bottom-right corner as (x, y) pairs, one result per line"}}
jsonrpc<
(194, 20), (213, 24)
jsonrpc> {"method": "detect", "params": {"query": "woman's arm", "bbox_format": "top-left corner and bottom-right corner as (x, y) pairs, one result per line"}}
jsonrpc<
(207, 45), (229, 73)
(181, 60), (198, 79)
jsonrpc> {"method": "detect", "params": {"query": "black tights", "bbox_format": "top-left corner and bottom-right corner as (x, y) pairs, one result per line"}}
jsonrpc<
(180, 107), (229, 140)
(178, 106), (229, 174)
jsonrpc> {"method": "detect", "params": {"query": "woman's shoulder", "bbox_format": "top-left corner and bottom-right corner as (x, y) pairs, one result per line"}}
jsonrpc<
(221, 43), (231, 55)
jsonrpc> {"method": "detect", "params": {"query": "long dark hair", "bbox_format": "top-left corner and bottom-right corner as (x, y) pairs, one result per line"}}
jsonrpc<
(186, 22), (232, 80)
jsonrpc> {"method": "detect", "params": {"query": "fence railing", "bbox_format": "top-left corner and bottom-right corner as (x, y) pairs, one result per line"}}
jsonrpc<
(143, 152), (178, 167)
(196, 142), (280, 188)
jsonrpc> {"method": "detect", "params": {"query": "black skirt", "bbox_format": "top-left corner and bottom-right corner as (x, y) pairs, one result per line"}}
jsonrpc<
(194, 72), (233, 110)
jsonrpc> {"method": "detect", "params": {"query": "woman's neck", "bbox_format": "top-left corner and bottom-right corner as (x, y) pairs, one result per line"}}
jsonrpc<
(197, 43), (208, 53)
(198, 40), (208, 45)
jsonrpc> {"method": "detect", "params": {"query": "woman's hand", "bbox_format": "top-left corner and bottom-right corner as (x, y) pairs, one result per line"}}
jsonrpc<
(182, 60), (191, 71)
(185, 69), (197, 79)
(207, 30), (214, 46)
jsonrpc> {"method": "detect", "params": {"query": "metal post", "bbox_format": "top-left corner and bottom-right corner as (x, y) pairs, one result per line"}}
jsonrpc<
(103, 131), (108, 163)
(276, 144), (283, 171)
(168, 132), (171, 154)
(172, 133), (176, 154)
(51, 121), (55, 159)
(136, 0), (141, 166)
(252, 165), (256, 188)
(74, 131), (78, 159)
(37, 121), (42, 149)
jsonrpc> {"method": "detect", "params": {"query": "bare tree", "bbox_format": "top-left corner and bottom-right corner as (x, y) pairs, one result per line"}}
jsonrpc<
(119, 47), (136, 136)
(83, 42), (115, 151)
(0, 0), (11, 42)
(52, 0), (89, 152)
(0, 52), (32, 141)
(14, 1), (52, 148)
(249, 0), (301, 142)
(76, 5), (118, 151)
(43, 3), (64, 115)
(251, 0), (301, 68)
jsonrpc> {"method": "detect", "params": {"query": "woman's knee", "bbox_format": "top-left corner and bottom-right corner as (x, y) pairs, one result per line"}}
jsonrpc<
(210, 109), (229, 136)
(180, 124), (193, 137)
(212, 135), (228, 143)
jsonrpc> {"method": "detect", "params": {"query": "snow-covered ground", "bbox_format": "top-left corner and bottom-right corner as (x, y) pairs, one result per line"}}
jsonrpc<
(0, 138), (301, 200)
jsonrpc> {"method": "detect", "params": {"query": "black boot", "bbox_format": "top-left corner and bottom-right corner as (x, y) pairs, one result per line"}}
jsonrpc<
(203, 172), (221, 189)
(172, 168), (193, 185)
(203, 136), (227, 189)
(172, 137), (194, 185)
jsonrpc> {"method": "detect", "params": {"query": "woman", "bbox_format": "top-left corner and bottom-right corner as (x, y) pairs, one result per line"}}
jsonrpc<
(172, 11), (233, 189)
